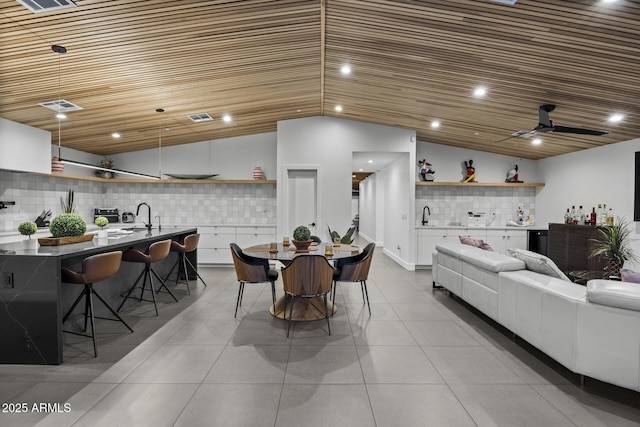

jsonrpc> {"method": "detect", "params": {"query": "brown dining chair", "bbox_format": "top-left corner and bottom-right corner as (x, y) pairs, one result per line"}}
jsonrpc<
(164, 234), (207, 295)
(230, 243), (279, 317)
(61, 251), (133, 357)
(281, 254), (334, 337)
(117, 239), (178, 316)
(332, 242), (375, 315)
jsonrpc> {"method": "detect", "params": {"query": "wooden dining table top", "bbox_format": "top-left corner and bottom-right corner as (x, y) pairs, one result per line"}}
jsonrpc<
(244, 242), (361, 262)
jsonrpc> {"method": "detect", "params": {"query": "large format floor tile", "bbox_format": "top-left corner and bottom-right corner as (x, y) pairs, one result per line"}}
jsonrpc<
(4, 244), (640, 427)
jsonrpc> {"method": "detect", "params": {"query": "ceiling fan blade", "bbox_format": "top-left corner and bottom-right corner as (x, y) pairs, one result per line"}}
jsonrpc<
(552, 125), (609, 135)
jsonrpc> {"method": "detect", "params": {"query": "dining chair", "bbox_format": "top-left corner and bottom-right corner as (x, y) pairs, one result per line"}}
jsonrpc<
(332, 242), (375, 315)
(281, 254), (334, 337)
(230, 243), (279, 317)
(61, 251), (133, 357)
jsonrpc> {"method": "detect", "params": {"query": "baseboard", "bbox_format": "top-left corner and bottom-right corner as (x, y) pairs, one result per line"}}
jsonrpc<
(382, 247), (415, 271)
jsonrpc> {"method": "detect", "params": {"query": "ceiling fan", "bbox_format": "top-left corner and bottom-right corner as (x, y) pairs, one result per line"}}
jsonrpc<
(496, 104), (609, 143)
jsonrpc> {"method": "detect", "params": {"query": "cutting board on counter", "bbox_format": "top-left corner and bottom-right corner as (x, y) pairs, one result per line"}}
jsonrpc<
(38, 233), (95, 246)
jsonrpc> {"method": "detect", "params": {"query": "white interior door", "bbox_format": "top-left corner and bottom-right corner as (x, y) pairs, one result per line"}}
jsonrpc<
(286, 169), (319, 236)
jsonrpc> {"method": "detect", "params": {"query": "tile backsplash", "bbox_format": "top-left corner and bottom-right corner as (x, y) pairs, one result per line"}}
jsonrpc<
(415, 186), (536, 227)
(0, 171), (276, 232)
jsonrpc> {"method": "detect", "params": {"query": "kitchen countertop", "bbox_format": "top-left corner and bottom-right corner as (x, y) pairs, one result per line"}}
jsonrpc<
(415, 224), (548, 231)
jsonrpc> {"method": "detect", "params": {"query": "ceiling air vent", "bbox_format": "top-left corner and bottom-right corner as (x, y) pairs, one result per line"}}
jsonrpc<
(188, 113), (214, 123)
(39, 99), (83, 112)
(488, 0), (517, 4)
(16, 0), (77, 13)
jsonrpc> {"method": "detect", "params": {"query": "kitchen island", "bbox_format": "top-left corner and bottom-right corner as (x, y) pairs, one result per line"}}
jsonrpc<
(0, 227), (197, 365)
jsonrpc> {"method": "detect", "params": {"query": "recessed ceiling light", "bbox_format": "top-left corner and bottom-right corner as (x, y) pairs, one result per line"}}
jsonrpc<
(352, 174), (356, 178)
(368, 159), (373, 163)
(297, 109), (302, 113)
(359, 168), (363, 172)
(531, 138), (542, 145)
(601, 0), (618, 3)
(335, 105), (343, 112)
(111, 132), (121, 138)
(474, 132), (480, 136)
(473, 86), (488, 98)
(431, 120), (440, 129)
(608, 113), (624, 123)
(222, 114), (232, 123)
(55, 112), (67, 119)
(341, 65), (351, 75)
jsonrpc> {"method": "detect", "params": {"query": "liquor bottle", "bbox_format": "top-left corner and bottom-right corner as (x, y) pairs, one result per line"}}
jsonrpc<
(590, 207), (596, 225)
(570, 206), (577, 224)
(596, 204), (603, 225)
(606, 208), (614, 226)
(578, 206), (585, 225)
(600, 204), (608, 226)
(563, 208), (570, 224)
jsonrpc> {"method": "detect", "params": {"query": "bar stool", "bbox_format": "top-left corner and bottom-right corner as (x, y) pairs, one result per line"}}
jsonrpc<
(117, 239), (178, 316)
(61, 251), (133, 357)
(163, 234), (207, 295)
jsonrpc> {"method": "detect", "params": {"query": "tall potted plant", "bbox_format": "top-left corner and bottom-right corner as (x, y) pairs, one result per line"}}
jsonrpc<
(590, 216), (637, 278)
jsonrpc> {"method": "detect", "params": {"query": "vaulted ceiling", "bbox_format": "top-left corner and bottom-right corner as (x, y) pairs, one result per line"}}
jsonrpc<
(1, 0), (639, 160)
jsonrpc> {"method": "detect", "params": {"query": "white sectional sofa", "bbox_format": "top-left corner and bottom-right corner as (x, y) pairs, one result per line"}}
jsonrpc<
(433, 242), (640, 393)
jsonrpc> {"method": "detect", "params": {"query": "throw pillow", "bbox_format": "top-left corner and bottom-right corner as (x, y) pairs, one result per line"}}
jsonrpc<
(459, 235), (494, 251)
(621, 269), (640, 284)
(508, 248), (570, 282)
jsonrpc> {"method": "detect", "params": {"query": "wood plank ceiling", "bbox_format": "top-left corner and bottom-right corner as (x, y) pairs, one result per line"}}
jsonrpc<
(1, 0), (638, 160)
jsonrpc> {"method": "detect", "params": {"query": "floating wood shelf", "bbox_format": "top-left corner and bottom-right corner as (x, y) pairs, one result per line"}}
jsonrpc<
(40, 173), (276, 184)
(416, 181), (544, 187)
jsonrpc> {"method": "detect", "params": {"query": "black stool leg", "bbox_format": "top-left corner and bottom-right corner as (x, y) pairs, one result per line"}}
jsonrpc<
(92, 288), (134, 333)
(184, 256), (207, 287)
(287, 296), (295, 337)
(117, 268), (146, 312)
(324, 293), (331, 335)
(150, 267), (179, 302)
(362, 280), (371, 316)
(181, 254), (190, 295)
(62, 288), (88, 324)
(234, 281), (244, 318)
(86, 286), (97, 357)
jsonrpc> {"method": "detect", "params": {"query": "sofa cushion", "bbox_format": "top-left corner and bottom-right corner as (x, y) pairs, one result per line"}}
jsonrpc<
(435, 242), (476, 258)
(587, 280), (640, 311)
(459, 235), (494, 251)
(508, 248), (570, 282)
(621, 268), (640, 284)
(460, 249), (525, 273)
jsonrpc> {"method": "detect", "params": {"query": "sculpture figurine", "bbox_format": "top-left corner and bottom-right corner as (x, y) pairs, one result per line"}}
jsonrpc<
(505, 163), (523, 183)
(417, 159), (435, 181)
(463, 160), (476, 183)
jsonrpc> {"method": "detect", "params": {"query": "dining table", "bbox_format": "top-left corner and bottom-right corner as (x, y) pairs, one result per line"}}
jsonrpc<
(243, 242), (361, 321)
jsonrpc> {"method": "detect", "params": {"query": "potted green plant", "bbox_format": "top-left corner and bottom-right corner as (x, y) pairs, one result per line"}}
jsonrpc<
(60, 189), (76, 214)
(18, 221), (38, 249)
(292, 225), (312, 251)
(328, 225), (356, 245)
(38, 213), (92, 246)
(95, 216), (109, 238)
(590, 216), (638, 278)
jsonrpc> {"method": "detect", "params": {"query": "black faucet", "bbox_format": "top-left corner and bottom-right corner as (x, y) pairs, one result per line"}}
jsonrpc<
(422, 205), (431, 226)
(136, 202), (152, 231)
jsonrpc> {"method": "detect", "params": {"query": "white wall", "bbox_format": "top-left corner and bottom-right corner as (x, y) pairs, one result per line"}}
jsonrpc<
(417, 140), (539, 183)
(537, 137), (640, 268)
(110, 132), (277, 180)
(277, 116), (415, 260)
(358, 174), (378, 244)
(0, 118), (51, 174)
(382, 154), (412, 267)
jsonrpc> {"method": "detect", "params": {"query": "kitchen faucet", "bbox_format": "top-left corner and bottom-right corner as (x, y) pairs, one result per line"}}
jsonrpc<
(155, 214), (161, 231)
(136, 202), (152, 231)
(422, 205), (431, 226)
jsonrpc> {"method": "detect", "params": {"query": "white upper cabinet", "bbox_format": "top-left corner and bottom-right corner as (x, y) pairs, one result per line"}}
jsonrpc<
(0, 118), (51, 174)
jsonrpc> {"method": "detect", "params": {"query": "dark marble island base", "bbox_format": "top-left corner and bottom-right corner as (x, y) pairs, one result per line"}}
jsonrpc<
(0, 227), (197, 365)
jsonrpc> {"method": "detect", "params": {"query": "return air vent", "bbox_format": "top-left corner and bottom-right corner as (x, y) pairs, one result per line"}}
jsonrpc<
(188, 113), (214, 123)
(39, 99), (83, 112)
(487, 0), (517, 4)
(16, 0), (76, 13)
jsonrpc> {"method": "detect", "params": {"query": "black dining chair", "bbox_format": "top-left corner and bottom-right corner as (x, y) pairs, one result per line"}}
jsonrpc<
(281, 254), (334, 337)
(332, 242), (375, 315)
(230, 243), (279, 317)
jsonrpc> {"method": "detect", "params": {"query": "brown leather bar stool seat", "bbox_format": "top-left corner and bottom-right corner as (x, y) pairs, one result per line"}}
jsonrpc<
(61, 251), (133, 357)
(117, 239), (178, 316)
(163, 234), (207, 295)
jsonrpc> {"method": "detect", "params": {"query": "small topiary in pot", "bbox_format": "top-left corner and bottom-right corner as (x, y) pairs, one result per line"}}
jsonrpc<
(292, 225), (312, 251)
(49, 213), (87, 238)
(18, 221), (38, 239)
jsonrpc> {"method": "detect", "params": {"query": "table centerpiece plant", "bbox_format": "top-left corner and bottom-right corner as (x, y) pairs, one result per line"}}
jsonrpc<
(95, 216), (109, 238)
(590, 216), (638, 278)
(292, 225), (312, 251)
(18, 221), (38, 249)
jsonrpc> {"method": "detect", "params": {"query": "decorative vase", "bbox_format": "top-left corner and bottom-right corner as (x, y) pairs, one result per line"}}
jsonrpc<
(97, 229), (108, 238)
(608, 260), (624, 279)
(292, 239), (312, 252)
(253, 166), (263, 180)
(51, 156), (64, 173)
(23, 239), (38, 250)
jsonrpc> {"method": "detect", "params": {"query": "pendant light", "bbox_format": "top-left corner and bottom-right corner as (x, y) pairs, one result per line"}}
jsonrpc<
(52, 44), (160, 180)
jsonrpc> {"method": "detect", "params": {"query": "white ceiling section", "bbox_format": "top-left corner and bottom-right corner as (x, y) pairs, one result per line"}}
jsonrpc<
(1, 0), (639, 160)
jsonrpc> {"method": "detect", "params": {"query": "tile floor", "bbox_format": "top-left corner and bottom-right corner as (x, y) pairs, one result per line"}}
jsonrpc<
(1, 239), (639, 426)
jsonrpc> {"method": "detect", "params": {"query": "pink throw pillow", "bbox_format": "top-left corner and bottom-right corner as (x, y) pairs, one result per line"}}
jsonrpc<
(621, 269), (640, 284)
(459, 235), (493, 251)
